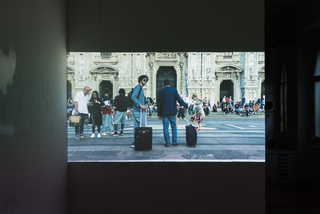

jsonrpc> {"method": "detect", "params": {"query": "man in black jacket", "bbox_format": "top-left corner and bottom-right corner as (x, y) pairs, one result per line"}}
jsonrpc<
(113, 89), (127, 137)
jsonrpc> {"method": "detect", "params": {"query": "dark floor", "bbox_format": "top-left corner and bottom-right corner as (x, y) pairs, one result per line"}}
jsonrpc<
(266, 183), (320, 214)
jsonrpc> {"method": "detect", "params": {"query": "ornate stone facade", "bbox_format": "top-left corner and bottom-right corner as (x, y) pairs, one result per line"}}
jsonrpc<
(67, 52), (265, 104)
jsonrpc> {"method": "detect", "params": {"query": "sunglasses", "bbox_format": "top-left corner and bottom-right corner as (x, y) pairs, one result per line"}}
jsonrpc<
(142, 79), (148, 82)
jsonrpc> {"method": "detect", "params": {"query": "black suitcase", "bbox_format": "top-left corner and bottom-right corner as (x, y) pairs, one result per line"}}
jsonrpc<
(186, 125), (197, 147)
(135, 127), (152, 151)
(134, 109), (152, 151)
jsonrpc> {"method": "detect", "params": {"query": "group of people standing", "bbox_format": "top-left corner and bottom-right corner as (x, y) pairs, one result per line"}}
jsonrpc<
(72, 86), (127, 140)
(71, 74), (209, 148)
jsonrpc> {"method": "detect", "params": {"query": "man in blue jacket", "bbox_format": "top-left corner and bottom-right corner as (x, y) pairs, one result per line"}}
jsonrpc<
(157, 79), (188, 147)
(130, 75), (148, 148)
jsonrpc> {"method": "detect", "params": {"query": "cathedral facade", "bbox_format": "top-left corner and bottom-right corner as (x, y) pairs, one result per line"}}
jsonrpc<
(67, 52), (265, 104)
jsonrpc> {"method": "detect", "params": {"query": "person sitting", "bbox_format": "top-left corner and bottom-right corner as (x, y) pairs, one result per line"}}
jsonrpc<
(212, 104), (218, 112)
(243, 103), (251, 117)
(253, 103), (260, 114)
(257, 98), (261, 108)
(227, 103), (233, 113)
(249, 101), (253, 109)
(222, 103), (229, 114)
(234, 102), (241, 115)
(204, 104), (210, 116)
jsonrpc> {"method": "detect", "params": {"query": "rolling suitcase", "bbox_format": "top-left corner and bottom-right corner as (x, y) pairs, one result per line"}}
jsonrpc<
(186, 110), (197, 147)
(186, 125), (197, 147)
(135, 109), (152, 151)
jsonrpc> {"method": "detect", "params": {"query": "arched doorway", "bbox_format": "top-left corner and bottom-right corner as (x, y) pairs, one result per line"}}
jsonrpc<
(99, 81), (113, 99)
(261, 80), (265, 99)
(220, 80), (234, 102)
(67, 81), (72, 100)
(156, 66), (177, 96)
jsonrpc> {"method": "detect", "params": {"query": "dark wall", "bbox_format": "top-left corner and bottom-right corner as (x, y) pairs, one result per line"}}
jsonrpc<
(67, 0), (265, 214)
(0, 0), (67, 213)
(265, 0), (320, 186)
(296, 27), (320, 183)
(68, 162), (265, 214)
(67, 0), (264, 52)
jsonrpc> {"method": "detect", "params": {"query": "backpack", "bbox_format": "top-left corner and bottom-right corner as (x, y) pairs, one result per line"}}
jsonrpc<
(125, 86), (142, 108)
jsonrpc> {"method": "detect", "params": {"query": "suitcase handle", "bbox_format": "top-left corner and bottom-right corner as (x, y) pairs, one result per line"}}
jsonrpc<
(140, 108), (147, 127)
(186, 105), (190, 126)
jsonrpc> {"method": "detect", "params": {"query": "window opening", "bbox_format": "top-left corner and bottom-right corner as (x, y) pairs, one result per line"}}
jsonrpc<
(314, 47), (320, 137)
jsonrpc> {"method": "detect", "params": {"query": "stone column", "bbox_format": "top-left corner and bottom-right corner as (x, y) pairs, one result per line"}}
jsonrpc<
(153, 64), (159, 98)
(174, 64), (181, 93)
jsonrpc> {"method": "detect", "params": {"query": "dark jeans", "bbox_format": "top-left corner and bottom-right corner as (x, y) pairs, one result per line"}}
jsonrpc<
(75, 114), (88, 136)
(91, 113), (101, 133)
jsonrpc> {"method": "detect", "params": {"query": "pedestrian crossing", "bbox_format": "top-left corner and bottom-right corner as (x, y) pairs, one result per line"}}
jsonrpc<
(225, 124), (245, 129)
(67, 122), (265, 138)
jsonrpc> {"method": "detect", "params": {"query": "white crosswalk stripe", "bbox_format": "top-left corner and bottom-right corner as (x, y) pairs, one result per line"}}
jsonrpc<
(225, 124), (245, 129)
(68, 123), (265, 138)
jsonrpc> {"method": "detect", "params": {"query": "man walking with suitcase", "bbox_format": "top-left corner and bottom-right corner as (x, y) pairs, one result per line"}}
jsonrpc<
(130, 75), (149, 148)
(157, 79), (188, 148)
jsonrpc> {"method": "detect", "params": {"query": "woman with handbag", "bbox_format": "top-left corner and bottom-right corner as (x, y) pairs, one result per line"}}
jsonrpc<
(89, 91), (104, 138)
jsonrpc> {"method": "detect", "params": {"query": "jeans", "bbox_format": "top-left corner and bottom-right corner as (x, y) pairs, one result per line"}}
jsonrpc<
(75, 114), (88, 136)
(91, 113), (101, 133)
(101, 114), (114, 133)
(132, 109), (145, 143)
(162, 115), (177, 145)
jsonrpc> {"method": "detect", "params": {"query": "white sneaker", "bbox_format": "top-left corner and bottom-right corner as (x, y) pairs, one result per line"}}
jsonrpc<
(97, 133), (101, 138)
(101, 132), (107, 136)
(91, 133), (95, 138)
(111, 131), (114, 135)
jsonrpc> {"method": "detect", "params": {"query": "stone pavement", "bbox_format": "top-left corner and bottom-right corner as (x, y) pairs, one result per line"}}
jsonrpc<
(68, 112), (265, 162)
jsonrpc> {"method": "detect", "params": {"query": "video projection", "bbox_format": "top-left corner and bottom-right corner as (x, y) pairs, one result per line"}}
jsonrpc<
(67, 52), (265, 162)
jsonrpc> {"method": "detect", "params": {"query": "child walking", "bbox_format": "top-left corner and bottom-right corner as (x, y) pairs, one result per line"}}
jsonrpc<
(190, 107), (204, 131)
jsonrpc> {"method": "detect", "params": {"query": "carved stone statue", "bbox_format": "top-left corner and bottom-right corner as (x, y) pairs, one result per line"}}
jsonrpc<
(179, 62), (184, 70)
(157, 52), (177, 59)
(149, 62), (154, 69)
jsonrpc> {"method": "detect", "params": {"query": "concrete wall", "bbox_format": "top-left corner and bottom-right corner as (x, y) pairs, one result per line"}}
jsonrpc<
(67, 0), (265, 214)
(0, 0), (67, 213)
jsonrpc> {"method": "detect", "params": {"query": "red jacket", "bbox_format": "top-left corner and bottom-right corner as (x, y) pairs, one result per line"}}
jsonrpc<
(102, 95), (111, 114)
